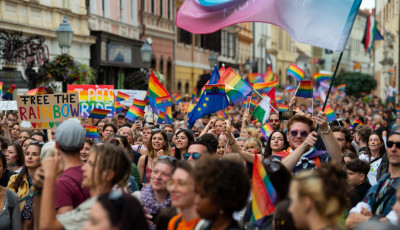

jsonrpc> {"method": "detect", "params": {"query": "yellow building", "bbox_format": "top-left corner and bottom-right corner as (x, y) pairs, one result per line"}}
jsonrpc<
(238, 23), (253, 73)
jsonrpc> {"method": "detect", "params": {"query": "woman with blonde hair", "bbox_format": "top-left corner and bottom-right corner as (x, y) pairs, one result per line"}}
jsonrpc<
(245, 127), (260, 139)
(137, 130), (172, 184)
(288, 163), (347, 230)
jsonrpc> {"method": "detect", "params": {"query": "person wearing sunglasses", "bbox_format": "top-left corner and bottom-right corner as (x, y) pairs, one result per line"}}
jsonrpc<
(167, 161), (200, 229)
(268, 113), (281, 131)
(174, 129), (195, 160)
(184, 134), (218, 161)
(37, 143), (133, 230)
(346, 132), (400, 228)
(270, 112), (342, 174)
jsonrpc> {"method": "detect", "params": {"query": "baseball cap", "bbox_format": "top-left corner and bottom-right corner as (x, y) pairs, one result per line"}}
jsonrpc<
(55, 119), (85, 152)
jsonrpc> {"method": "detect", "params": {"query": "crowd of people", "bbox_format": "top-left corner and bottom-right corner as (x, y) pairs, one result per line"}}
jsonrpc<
(1, 91), (400, 230)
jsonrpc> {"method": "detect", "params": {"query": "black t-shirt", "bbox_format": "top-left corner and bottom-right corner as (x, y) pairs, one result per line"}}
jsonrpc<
(350, 181), (372, 208)
(0, 169), (16, 187)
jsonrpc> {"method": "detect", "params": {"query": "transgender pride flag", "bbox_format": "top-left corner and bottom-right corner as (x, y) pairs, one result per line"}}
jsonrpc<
(176, 0), (361, 52)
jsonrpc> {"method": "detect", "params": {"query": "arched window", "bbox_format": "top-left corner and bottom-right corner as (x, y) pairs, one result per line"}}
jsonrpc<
(159, 56), (164, 74)
(185, 82), (189, 94)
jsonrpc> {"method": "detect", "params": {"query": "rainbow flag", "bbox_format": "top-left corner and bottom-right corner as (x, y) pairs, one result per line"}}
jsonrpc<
(295, 81), (313, 98)
(0, 82), (2, 96)
(192, 88), (197, 100)
(324, 105), (336, 122)
(396, 106), (400, 114)
(352, 118), (362, 128)
(157, 111), (166, 124)
(388, 69), (395, 76)
(165, 106), (173, 124)
(260, 123), (274, 140)
(253, 67), (277, 90)
(132, 99), (146, 111)
(285, 86), (297, 92)
(27, 88), (39, 95)
(313, 72), (332, 82)
(287, 63), (305, 82)
(116, 91), (130, 102)
(2, 84), (16, 100)
(250, 100), (257, 109)
(315, 96), (322, 105)
(156, 96), (172, 109)
(148, 70), (170, 113)
(277, 104), (289, 111)
(217, 67), (253, 104)
(205, 84), (225, 96)
(115, 101), (126, 113)
(85, 126), (98, 139)
(337, 83), (346, 91)
(125, 105), (145, 122)
(243, 97), (249, 108)
(175, 94), (182, 104)
(89, 108), (110, 119)
(276, 95), (282, 103)
(252, 153), (277, 221)
(247, 73), (263, 84)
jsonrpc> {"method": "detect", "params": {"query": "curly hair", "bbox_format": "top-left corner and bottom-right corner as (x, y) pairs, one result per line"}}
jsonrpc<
(331, 126), (352, 143)
(287, 114), (315, 132)
(355, 125), (373, 143)
(291, 163), (347, 219)
(192, 156), (250, 215)
(345, 159), (370, 176)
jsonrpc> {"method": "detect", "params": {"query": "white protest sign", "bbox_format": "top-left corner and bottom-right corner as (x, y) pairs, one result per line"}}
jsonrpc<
(0, 101), (17, 111)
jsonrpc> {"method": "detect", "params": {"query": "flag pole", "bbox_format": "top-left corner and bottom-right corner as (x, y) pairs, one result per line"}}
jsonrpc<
(316, 52), (344, 132)
(293, 82), (301, 99)
(252, 89), (279, 113)
(247, 96), (251, 112)
(311, 98), (314, 116)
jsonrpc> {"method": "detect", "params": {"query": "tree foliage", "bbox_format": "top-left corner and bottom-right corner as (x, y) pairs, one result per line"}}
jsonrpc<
(334, 72), (377, 98)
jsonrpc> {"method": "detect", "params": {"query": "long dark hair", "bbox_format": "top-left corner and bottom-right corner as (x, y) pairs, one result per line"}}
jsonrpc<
(366, 132), (386, 162)
(174, 129), (195, 160)
(14, 142), (43, 191)
(8, 143), (25, 166)
(264, 131), (289, 158)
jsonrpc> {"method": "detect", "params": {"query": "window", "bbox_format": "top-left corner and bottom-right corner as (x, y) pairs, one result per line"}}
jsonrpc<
(159, 0), (163, 17)
(221, 31), (227, 56)
(131, 0), (137, 25)
(185, 82), (189, 94)
(201, 31), (221, 53)
(167, 0), (171, 19)
(151, 0), (155, 14)
(178, 28), (192, 45)
(228, 33), (236, 58)
(120, 0), (126, 22)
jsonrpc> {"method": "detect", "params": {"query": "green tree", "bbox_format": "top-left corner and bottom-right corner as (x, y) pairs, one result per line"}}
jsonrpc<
(334, 72), (377, 98)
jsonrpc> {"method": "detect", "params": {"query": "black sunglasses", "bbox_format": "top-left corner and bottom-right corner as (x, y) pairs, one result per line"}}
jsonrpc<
(183, 152), (201, 160)
(387, 141), (400, 149)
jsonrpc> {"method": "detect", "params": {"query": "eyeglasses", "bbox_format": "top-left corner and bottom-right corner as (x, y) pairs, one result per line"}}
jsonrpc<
(289, 130), (309, 138)
(166, 179), (190, 190)
(28, 141), (45, 146)
(387, 141), (400, 149)
(269, 119), (279, 123)
(183, 152), (201, 160)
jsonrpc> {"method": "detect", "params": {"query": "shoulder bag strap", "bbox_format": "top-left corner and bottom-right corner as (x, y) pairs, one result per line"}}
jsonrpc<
(63, 175), (89, 200)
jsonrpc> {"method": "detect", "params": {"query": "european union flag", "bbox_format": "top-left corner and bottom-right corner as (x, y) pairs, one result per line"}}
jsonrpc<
(188, 90), (229, 128)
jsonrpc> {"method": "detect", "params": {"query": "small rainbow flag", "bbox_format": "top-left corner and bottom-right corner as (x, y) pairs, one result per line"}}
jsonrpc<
(276, 95), (282, 103)
(217, 67), (253, 104)
(0, 82), (2, 96)
(27, 88), (39, 95)
(287, 63), (305, 82)
(115, 101), (126, 113)
(277, 104), (289, 111)
(205, 84), (225, 96)
(165, 106), (173, 124)
(250, 100), (257, 109)
(125, 105), (145, 122)
(156, 96), (172, 109)
(260, 123), (274, 140)
(352, 118), (362, 128)
(89, 108), (110, 119)
(192, 88), (197, 100)
(295, 81), (313, 98)
(395, 106), (400, 114)
(148, 70), (170, 113)
(324, 105), (336, 122)
(315, 96), (322, 105)
(252, 153), (277, 221)
(312, 72), (332, 82)
(116, 91), (130, 102)
(337, 83), (346, 91)
(85, 126), (98, 138)
(133, 99), (146, 111)
(157, 111), (166, 124)
(388, 69), (395, 75)
(2, 84), (16, 100)
(175, 94), (181, 103)
(243, 97), (249, 108)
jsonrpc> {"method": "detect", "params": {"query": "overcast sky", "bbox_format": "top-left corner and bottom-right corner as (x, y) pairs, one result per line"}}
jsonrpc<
(360, 0), (375, 9)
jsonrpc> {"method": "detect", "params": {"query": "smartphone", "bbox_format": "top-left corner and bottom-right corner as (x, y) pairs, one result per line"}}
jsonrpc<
(279, 111), (296, 121)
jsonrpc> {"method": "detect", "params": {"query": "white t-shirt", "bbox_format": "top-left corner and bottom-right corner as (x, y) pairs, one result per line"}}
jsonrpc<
(359, 154), (382, 185)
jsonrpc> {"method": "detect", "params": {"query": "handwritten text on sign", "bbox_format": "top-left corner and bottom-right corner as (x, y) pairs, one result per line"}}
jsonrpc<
(67, 85), (114, 117)
(17, 93), (80, 129)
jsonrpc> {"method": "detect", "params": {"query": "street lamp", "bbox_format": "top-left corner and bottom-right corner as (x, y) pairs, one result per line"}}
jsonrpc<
(140, 42), (152, 68)
(56, 16), (73, 54)
(208, 51), (218, 70)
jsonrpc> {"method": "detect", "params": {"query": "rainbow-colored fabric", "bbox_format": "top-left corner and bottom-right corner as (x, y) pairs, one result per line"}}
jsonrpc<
(287, 63), (304, 82)
(89, 108), (110, 119)
(85, 126), (98, 138)
(295, 81), (313, 98)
